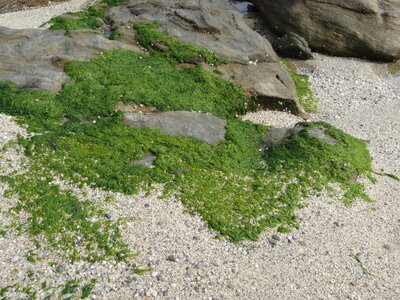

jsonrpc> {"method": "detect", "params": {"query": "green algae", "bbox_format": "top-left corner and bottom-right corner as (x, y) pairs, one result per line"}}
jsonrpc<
(0, 50), (245, 131)
(1, 172), (132, 263)
(0, 23), (382, 246)
(134, 22), (226, 66)
(42, 0), (123, 31)
(280, 58), (319, 113)
(0, 278), (97, 300)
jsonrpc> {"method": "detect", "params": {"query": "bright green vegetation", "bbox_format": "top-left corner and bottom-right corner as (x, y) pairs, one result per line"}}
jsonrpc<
(133, 268), (153, 275)
(0, 22), (381, 247)
(134, 22), (226, 65)
(1, 172), (131, 262)
(0, 278), (97, 299)
(0, 49), (244, 132)
(266, 122), (374, 206)
(280, 58), (319, 113)
(42, 0), (123, 30)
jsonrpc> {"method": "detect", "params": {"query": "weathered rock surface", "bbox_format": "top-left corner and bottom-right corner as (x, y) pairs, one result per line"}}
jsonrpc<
(107, 0), (307, 117)
(263, 123), (336, 149)
(0, 26), (141, 92)
(273, 32), (313, 60)
(254, 0), (400, 61)
(123, 111), (227, 145)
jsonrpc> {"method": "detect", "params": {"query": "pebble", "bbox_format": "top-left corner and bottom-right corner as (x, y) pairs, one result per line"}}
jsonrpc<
(268, 238), (278, 245)
(272, 234), (281, 241)
(383, 244), (393, 251)
(151, 271), (159, 278)
(167, 255), (177, 262)
(194, 262), (202, 269)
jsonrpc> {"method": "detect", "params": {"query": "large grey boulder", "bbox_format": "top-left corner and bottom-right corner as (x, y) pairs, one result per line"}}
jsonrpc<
(123, 111), (227, 145)
(0, 27), (141, 92)
(254, 0), (400, 61)
(107, 0), (307, 118)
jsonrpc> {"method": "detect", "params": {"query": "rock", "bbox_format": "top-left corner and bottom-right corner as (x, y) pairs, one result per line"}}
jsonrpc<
(272, 234), (281, 241)
(194, 262), (202, 269)
(166, 255), (177, 262)
(0, 27), (141, 92)
(268, 238), (278, 245)
(273, 32), (313, 60)
(55, 265), (66, 273)
(106, 0), (306, 117)
(123, 111), (227, 145)
(383, 244), (393, 251)
(129, 154), (156, 168)
(254, 0), (400, 61)
(151, 271), (159, 278)
(262, 123), (337, 150)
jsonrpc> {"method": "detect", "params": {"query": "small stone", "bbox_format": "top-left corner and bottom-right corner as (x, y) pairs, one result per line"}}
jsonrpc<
(268, 238), (278, 245)
(194, 262), (202, 269)
(56, 265), (66, 273)
(356, 252), (363, 257)
(151, 271), (159, 278)
(383, 244), (392, 251)
(167, 255), (177, 262)
(162, 289), (169, 296)
(299, 241), (307, 246)
(272, 234), (281, 241)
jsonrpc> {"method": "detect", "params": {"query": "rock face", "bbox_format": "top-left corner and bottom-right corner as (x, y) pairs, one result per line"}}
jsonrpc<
(107, 0), (307, 118)
(254, 0), (400, 61)
(273, 32), (313, 60)
(0, 26), (140, 92)
(263, 123), (336, 149)
(123, 111), (227, 145)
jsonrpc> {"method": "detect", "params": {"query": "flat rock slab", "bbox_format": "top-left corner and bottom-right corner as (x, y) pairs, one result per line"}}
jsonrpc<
(123, 111), (227, 145)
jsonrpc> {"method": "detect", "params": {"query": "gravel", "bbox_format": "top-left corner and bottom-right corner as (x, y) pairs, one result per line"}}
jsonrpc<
(1, 4), (400, 299)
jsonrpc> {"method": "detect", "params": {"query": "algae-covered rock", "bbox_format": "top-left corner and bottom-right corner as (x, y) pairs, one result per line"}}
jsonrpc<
(264, 122), (374, 205)
(263, 123), (336, 149)
(0, 26), (140, 92)
(106, 0), (307, 117)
